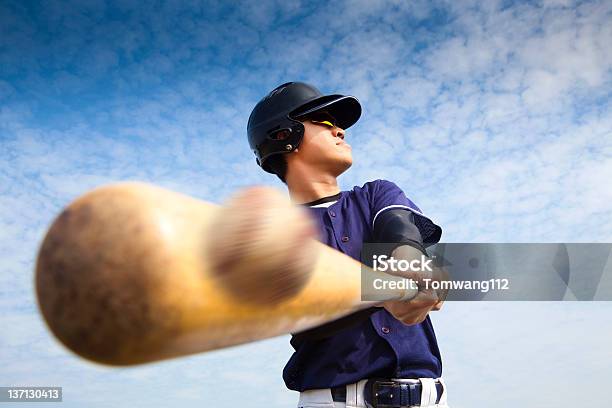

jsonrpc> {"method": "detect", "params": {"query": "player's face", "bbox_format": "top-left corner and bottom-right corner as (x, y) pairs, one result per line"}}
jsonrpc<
(296, 113), (353, 175)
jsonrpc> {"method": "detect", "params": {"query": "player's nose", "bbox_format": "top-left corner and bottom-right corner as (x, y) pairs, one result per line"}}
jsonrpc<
(333, 127), (345, 140)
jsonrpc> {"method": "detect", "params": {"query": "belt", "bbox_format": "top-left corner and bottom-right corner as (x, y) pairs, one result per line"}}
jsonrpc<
(331, 379), (444, 407)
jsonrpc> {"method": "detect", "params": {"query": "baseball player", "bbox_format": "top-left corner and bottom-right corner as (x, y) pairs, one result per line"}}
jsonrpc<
(247, 82), (448, 408)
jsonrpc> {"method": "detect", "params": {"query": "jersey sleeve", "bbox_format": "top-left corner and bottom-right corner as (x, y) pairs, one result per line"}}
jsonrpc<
(368, 179), (442, 246)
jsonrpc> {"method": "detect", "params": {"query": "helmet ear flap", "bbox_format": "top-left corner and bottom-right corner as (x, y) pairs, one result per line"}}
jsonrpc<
(267, 127), (292, 141)
(288, 121), (305, 150)
(258, 121), (304, 170)
(266, 120), (305, 141)
(279, 121), (305, 153)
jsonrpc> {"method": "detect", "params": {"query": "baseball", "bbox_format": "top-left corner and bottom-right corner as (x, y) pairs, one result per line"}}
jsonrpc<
(206, 186), (318, 305)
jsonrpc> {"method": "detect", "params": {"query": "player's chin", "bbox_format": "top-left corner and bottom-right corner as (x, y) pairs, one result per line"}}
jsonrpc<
(335, 150), (352, 165)
(337, 147), (352, 162)
(334, 155), (353, 174)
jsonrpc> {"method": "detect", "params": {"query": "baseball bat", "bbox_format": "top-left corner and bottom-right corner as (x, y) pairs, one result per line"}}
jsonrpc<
(35, 183), (417, 366)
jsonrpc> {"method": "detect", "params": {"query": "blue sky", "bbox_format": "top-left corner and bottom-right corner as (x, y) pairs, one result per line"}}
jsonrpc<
(1, 0), (611, 407)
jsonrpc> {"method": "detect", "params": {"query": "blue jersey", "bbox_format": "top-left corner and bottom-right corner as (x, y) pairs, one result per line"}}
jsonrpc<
(283, 179), (443, 391)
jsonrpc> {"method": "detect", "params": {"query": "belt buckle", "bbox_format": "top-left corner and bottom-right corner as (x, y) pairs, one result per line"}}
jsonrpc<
(364, 379), (401, 408)
(365, 378), (426, 408)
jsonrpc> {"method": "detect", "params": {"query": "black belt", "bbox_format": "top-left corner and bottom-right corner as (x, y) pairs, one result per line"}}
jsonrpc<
(331, 379), (444, 407)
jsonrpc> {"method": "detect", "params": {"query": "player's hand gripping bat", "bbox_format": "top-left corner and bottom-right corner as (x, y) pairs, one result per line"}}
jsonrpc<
(35, 183), (417, 365)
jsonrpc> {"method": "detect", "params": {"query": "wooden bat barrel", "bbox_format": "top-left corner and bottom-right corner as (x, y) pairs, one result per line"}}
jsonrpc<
(35, 183), (412, 366)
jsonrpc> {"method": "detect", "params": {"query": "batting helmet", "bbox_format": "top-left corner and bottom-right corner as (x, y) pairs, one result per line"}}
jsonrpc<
(247, 82), (361, 173)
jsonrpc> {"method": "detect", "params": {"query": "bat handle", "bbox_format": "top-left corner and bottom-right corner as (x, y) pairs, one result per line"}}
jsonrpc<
(360, 268), (419, 302)
(397, 283), (419, 300)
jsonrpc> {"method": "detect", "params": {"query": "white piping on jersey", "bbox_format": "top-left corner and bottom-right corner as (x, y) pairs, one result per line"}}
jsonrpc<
(309, 200), (338, 208)
(371, 204), (427, 228)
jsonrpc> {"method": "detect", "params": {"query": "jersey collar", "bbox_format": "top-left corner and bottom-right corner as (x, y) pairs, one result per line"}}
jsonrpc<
(301, 192), (342, 208)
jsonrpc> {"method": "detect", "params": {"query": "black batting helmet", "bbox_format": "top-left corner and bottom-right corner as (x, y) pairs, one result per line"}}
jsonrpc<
(247, 82), (361, 173)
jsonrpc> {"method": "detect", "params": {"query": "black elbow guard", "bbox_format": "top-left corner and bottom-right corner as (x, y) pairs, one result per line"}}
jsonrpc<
(372, 209), (427, 255)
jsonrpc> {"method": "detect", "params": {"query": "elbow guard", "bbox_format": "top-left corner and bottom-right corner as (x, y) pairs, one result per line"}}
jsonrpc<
(372, 208), (427, 255)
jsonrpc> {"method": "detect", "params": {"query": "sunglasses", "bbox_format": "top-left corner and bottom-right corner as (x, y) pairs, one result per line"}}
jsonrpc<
(301, 111), (339, 128)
